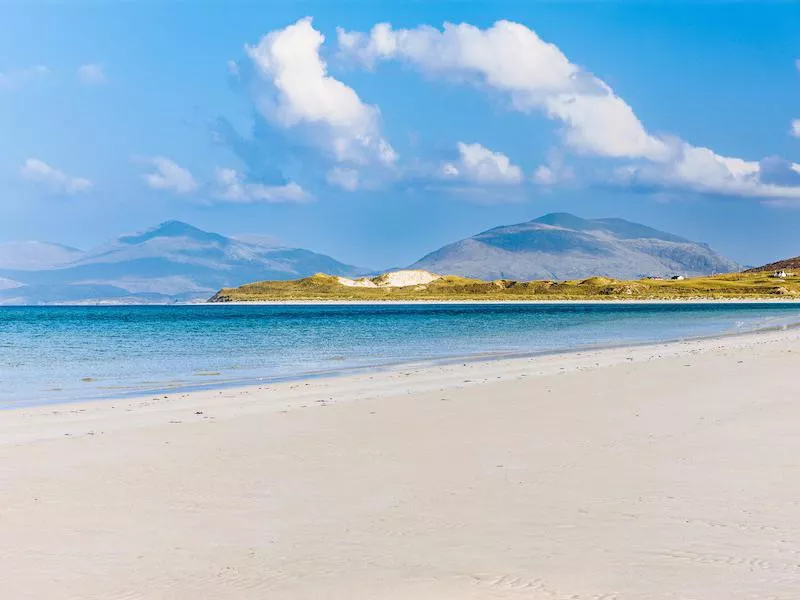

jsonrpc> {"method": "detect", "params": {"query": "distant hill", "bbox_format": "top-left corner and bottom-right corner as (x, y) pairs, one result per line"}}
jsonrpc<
(410, 213), (739, 280)
(0, 221), (363, 304)
(745, 257), (800, 273)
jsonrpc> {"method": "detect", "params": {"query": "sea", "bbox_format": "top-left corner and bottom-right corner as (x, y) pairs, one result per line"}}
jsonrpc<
(2, 302), (800, 408)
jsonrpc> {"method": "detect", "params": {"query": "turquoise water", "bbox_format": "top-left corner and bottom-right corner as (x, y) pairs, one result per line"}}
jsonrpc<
(1, 303), (800, 408)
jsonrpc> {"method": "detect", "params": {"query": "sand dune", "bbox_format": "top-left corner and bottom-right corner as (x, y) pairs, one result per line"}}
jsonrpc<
(2, 329), (800, 599)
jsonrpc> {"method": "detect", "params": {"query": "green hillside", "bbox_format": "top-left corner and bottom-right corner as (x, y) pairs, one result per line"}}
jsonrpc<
(209, 272), (800, 302)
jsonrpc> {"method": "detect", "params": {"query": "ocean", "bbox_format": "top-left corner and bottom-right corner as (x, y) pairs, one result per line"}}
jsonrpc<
(2, 302), (799, 408)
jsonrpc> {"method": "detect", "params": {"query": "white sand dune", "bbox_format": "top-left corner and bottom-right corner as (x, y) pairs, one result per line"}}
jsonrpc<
(2, 328), (800, 599)
(372, 269), (440, 287)
(337, 270), (440, 288)
(336, 276), (378, 287)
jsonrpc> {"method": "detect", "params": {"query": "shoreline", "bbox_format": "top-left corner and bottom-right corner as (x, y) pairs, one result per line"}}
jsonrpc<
(197, 297), (800, 305)
(3, 326), (800, 598)
(4, 297), (800, 307)
(6, 314), (800, 412)
(2, 324), (797, 440)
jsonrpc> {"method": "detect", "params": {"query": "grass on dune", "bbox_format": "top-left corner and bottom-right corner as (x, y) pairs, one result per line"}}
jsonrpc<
(209, 272), (800, 302)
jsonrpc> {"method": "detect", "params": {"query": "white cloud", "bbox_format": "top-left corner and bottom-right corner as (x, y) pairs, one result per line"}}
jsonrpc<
(0, 65), (49, 91)
(543, 91), (670, 161)
(338, 21), (666, 161)
(441, 142), (523, 184)
(245, 17), (396, 168)
(143, 157), (198, 194)
(339, 20), (800, 200)
(615, 145), (800, 199)
(20, 158), (92, 194)
(326, 167), (360, 191)
(214, 168), (309, 203)
(338, 21), (578, 94)
(77, 63), (107, 84)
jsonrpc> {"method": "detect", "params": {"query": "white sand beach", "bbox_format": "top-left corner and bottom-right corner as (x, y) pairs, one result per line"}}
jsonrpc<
(2, 328), (800, 599)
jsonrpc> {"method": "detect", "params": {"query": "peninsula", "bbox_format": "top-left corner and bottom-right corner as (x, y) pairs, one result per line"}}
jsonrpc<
(209, 269), (800, 302)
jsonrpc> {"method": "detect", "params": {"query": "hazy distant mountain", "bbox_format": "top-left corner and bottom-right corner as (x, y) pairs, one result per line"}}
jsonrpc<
(411, 213), (739, 280)
(0, 221), (362, 304)
(0, 241), (84, 270)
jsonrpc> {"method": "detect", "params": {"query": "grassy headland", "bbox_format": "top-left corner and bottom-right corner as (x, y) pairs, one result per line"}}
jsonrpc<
(209, 271), (800, 302)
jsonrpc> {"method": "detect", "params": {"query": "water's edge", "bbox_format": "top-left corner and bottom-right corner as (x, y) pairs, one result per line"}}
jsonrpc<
(5, 314), (799, 411)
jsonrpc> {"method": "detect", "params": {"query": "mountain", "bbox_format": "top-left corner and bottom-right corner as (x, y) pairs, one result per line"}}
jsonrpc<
(745, 257), (800, 273)
(411, 213), (739, 280)
(0, 221), (363, 304)
(0, 241), (84, 270)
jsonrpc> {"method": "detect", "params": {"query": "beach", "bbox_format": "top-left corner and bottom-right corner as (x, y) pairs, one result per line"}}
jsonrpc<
(2, 327), (800, 599)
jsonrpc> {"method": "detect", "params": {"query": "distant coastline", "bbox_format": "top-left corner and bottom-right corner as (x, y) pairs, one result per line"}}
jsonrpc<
(200, 298), (800, 306)
(208, 270), (800, 303)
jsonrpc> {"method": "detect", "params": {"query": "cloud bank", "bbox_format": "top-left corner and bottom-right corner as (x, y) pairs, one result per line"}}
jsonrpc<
(338, 20), (800, 200)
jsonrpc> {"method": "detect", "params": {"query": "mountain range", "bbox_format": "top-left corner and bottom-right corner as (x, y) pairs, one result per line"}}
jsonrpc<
(0, 221), (361, 304)
(411, 213), (739, 281)
(0, 214), (743, 304)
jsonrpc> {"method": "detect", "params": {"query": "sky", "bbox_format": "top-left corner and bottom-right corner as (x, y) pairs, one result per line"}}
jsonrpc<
(1, 1), (799, 270)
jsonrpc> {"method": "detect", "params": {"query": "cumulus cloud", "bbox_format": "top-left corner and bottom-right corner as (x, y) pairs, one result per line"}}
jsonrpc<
(0, 65), (49, 91)
(77, 63), (107, 84)
(338, 21), (667, 161)
(615, 146), (800, 199)
(214, 168), (309, 203)
(441, 142), (523, 184)
(20, 158), (92, 194)
(245, 17), (396, 169)
(339, 20), (800, 200)
(143, 157), (198, 194)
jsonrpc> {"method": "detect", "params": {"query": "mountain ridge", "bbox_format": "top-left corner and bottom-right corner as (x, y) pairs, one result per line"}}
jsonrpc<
(410, 212), (738, 280)
(0, 221), (363, 304)
(0, 214), (743, 304)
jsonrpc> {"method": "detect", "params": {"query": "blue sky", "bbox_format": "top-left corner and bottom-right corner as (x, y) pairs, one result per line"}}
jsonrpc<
(1, 1), (799, 269)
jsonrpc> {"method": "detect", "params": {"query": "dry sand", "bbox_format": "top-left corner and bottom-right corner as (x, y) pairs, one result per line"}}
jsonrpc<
(2, 328), (800, 599)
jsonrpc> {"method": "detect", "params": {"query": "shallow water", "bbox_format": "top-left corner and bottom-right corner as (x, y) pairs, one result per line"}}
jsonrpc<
(2, 303), (800, 408)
